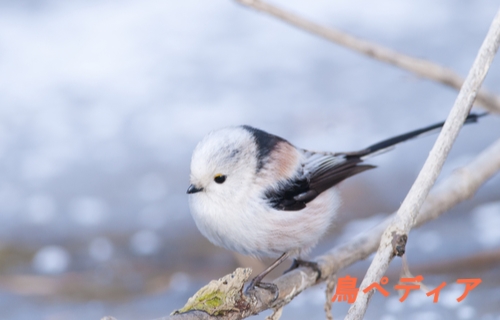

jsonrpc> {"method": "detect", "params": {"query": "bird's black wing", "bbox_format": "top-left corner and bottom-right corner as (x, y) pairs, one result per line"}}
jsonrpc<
(305, 155), (375, 199)
(265, 153), (375, 211)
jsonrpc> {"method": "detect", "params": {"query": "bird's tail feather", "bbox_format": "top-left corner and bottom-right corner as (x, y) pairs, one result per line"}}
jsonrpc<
(336, 112), (487, 159)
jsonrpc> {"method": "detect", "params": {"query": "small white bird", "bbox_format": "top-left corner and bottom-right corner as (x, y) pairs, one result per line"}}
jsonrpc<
(187, 114), (482, 294)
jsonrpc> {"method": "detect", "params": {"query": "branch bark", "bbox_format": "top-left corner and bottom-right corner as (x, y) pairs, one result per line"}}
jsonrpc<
(234, 0), (500, 114)
(345, 7), (500, 319)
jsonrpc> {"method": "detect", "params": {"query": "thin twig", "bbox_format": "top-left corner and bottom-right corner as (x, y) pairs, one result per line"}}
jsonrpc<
(345, 7), (500, 320)
(324, 274), (337, 320)
(164, 135), (500, 320)
(234, 0), (500, 114)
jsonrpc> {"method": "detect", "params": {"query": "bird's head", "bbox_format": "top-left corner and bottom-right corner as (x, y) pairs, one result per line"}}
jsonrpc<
(187, 126), (259, 202)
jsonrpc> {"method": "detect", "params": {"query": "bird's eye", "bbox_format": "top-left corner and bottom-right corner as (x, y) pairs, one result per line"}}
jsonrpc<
(214, 174), (226, 184)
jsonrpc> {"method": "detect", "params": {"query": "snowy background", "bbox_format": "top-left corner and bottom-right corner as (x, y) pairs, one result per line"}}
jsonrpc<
(0, 0), (499, 319)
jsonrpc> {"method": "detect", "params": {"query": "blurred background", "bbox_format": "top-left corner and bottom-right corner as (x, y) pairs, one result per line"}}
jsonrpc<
(0, 0), (499, 319)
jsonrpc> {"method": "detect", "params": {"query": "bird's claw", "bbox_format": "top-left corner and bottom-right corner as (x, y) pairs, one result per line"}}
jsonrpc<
(245, 279), (279, 301)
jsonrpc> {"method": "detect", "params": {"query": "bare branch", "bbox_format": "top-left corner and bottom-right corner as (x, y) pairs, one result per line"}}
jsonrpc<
(345, 7), (500, 319)
(324, 274), (337, 320)
(234, 0), (500, 114)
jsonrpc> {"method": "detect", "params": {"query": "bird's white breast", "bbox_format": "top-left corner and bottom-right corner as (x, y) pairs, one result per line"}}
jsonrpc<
(189, 185), (340, 258)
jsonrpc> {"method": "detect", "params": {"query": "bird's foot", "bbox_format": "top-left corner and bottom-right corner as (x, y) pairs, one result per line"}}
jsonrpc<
(283, 259), (322, 281)
(245, 278), (279, 301)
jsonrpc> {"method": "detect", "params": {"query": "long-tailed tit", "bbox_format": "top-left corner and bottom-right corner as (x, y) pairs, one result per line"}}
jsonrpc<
(187, 113), (484, 295)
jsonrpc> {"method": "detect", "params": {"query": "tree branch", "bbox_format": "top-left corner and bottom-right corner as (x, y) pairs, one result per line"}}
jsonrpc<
(345, 7), (500, 319)
(234, 0), (500, 114)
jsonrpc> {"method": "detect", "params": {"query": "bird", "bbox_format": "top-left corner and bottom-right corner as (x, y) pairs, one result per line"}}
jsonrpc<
(186, 113), (484, 295)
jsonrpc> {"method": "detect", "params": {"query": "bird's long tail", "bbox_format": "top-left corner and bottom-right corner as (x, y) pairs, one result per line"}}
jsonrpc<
(337, 112), (488, 159)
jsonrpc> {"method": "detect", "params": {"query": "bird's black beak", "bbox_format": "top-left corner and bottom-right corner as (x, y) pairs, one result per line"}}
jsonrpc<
(187, 184), (203, 194)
